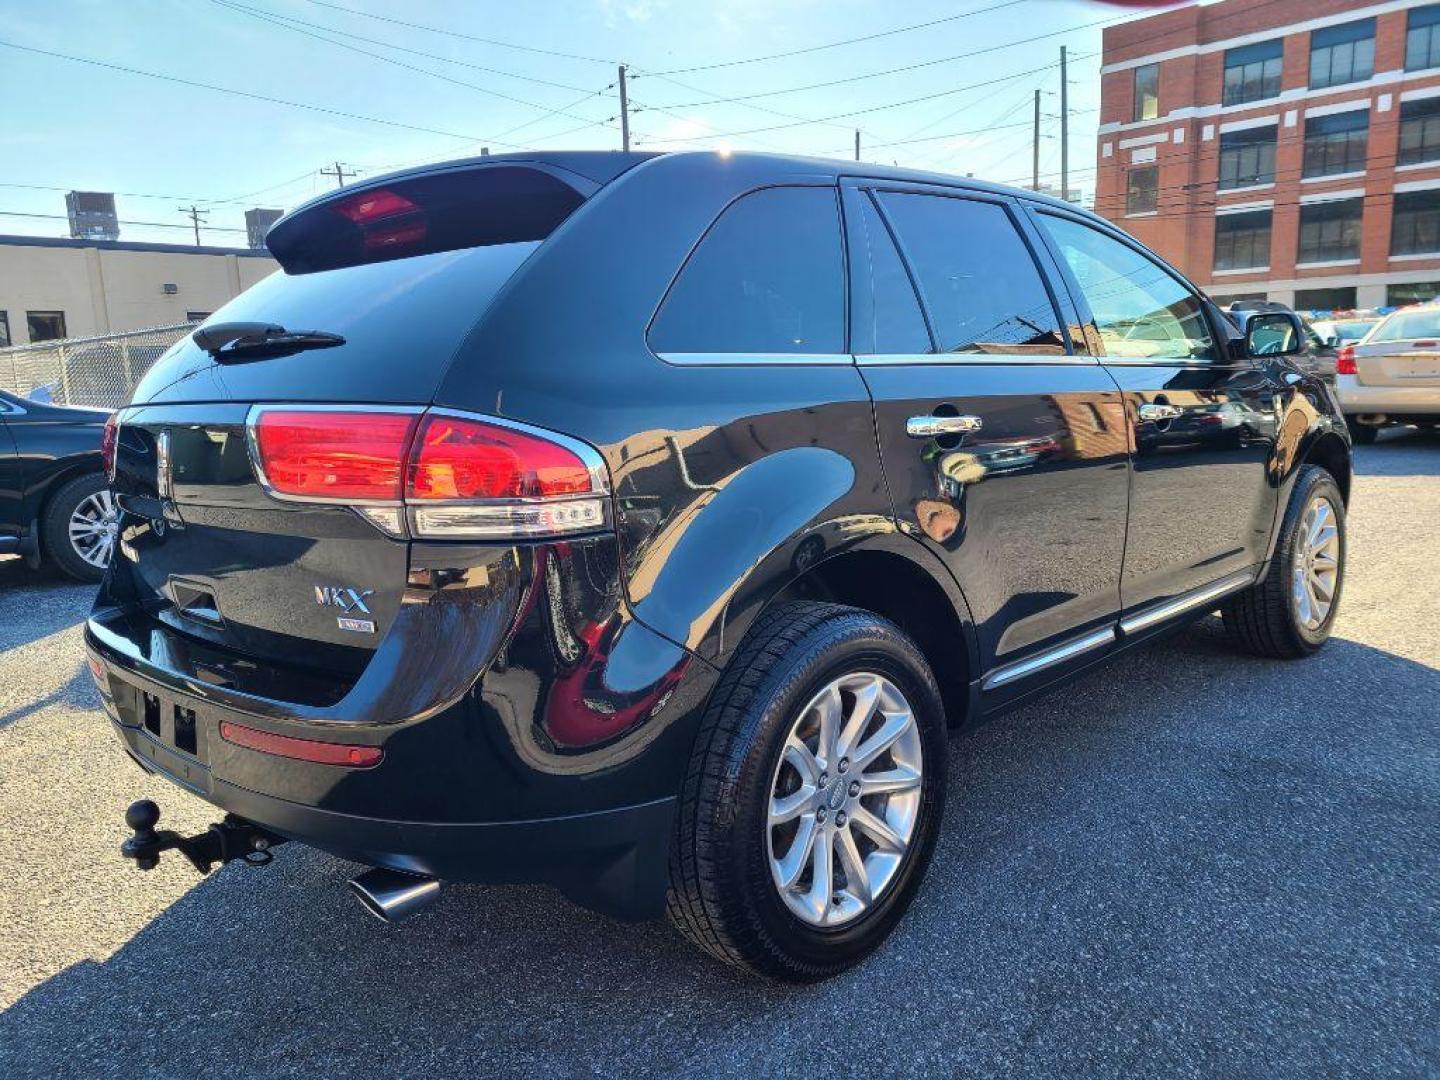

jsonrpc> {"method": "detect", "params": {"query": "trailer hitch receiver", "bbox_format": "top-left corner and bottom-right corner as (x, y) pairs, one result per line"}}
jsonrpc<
(121, 799), (284, 874)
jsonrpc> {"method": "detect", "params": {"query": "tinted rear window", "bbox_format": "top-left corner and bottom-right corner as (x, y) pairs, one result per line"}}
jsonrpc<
(649, 186), (844, 355)
(131, 242), (538, 404)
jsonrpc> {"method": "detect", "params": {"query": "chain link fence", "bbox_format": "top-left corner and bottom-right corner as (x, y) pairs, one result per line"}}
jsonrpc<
(0, 323), (197, 409)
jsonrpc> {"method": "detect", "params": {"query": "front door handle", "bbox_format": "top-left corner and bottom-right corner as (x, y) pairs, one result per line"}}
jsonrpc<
(1137, 403), (1184, 422)
(906, 414), (983, 439)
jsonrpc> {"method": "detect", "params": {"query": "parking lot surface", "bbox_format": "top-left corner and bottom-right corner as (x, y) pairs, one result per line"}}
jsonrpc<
(0, 434), (1436, 1078)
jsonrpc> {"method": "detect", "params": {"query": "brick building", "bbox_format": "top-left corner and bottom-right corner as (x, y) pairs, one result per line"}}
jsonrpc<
(1096, 0), (1440, 310)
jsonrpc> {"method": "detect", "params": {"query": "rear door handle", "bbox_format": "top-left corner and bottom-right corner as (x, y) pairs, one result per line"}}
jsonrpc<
(906, 414), (983, 439)
(1137, 403), (1183, 422)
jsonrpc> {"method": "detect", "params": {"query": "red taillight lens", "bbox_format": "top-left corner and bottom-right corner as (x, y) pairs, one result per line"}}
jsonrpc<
(220, 720), (382, 768)
(407, 414), (594, 500)
(1336, 345), (1357, 375)
(252, 409), (418, 501)
(332, 188), (417, 223)
(101, 413), (119, 481)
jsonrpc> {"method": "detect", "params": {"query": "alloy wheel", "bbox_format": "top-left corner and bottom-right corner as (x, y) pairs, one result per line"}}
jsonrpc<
(1292, 494), (1340, 631)
(766, 672), (924, 928)
(68, 490), (119, 570)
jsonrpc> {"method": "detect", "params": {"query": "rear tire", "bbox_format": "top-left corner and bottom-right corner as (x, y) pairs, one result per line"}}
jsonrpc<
(1222, 465), (1345, 659)
(41, 473), (116, 583)
(667, 601), (947, 981)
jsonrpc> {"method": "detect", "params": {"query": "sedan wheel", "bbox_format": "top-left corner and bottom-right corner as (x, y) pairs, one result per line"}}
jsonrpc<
(68, 490), (120, 570)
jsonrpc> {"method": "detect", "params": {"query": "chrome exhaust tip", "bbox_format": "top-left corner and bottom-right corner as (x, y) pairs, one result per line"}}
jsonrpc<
(347, 868), (442, 923)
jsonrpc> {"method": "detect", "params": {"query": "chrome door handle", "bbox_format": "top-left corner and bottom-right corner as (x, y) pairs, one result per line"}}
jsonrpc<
(1137, 403), (1184, 422)
(906, 414), (982, 439)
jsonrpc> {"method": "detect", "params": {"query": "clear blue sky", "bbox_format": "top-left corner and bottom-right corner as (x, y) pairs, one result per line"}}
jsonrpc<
(0, 0), (1149, 246)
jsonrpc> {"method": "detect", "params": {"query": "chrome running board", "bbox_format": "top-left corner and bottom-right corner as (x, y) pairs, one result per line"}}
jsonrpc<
(1118, 571), (1255, 636)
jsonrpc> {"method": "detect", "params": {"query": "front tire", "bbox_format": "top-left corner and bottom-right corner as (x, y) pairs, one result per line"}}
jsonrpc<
(1222, 465), (1346, 658)
(42, 473), (117, 583)
(667, 602), (947, 981)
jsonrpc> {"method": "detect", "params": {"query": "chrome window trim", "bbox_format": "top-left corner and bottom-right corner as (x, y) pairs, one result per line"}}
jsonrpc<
(982, 627), (1116, 691)
(1118, 571), (1256, 635)
(855, 352), (1099, 366)
(656, 352), (854, 367)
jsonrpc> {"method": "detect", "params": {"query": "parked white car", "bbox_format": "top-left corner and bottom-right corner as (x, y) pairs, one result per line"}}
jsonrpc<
(1337, 305), (1440, 443)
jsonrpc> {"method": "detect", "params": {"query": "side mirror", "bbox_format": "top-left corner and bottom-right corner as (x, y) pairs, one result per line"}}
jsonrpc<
(1245, 312), (1302, 358)
(1324, 334), (1342, 349)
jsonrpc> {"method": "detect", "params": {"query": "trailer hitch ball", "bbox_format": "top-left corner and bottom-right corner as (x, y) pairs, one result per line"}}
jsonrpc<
(122, 800), (164, 870)
(120, 799), (282, 874)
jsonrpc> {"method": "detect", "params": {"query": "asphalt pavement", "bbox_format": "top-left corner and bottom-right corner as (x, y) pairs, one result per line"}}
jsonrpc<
(0, 431), (1436, 1078)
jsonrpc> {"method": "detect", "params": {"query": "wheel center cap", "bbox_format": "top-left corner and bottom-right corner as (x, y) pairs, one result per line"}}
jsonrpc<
(825, 777), (848, 811)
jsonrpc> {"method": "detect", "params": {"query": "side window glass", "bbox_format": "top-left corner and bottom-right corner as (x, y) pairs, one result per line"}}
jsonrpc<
(877, 192), (1066, 357)
(1039, 215), (1217, 363)
(849, 191), (932, 354)
(650, 186), (844, 355)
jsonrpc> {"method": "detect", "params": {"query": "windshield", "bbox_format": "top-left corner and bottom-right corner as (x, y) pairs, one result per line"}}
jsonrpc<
(1372, 309), (1440, 342)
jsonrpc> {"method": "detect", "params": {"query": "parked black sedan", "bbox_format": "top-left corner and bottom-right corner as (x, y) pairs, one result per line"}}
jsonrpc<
(0, 390), (114, 581)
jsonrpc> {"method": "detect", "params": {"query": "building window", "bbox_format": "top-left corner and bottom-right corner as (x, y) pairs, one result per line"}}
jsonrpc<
(1309, 19), (1375, 89)
(1295, 287), (1358, 310)
(1133, 63), (1160, 122)
(1302, 110), (1369, 178)
(1387, 280), (1440, 305)
(0, 311), (9, 349)
(1399, 97), (1440, 166)
(26, 311), (66, 343)
(1298, 199), (1363, 263)
(1218, 126), (1277, 189)
(1126, 166), (1158, 214)
(1406, 5), (1440, 70)
(1210, 293), (1269, 307)
(1214, 210), (1272, 271)
(1223, 40), (1283, 106)
(1392, 190), (1440, 256)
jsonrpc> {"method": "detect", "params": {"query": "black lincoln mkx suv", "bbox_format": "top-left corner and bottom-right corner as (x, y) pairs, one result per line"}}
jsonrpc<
(88, 150), (1351, 981)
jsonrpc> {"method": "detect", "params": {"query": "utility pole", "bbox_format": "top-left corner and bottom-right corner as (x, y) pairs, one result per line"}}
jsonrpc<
(618, 65), (631, 152)
(854, 130), (861, 162)
(320, 161), (357, 188)
(1032, 89), (1041, 192)
(178, 204), (208, 247)
(1059, 46), (1070, 202)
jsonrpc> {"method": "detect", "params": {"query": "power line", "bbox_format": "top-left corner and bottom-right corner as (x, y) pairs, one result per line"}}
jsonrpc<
(640, 0), (1027, 76)
(208, 0), (619, 130)
(213, 0), (598, 93)
(0, 209), (246, 234)
(0, 37), (597, 151)
(296, 0), (614, 64)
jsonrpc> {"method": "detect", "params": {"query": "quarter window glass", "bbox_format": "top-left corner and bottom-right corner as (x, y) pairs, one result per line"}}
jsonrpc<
(650, 186), (844, 355)
(877, 192), (1065, 357)
(848, 191), (932, 354)
(1039, 215), (1217, 363)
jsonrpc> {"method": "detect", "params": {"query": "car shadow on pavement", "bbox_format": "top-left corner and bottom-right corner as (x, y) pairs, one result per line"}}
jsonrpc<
(0, 557), (95, 653)
(0, 664), (93, 731)
(1352, 425), (1440, 477)
(1, 618), (1436, 1077)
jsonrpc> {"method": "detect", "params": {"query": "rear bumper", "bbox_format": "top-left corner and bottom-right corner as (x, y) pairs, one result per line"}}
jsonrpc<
(108, 713), (675, 918)
(1336, 376), (1440, 416)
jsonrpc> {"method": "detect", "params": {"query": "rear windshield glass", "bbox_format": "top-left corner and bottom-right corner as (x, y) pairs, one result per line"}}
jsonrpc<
(1373, 310), (1440, 341)
(131, 242), (538, 403)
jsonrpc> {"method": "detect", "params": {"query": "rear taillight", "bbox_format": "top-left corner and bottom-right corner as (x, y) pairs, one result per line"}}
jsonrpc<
(247, 406), (608, 540)
(101, 413), (119, 481)
(1336, 345), (1357, 375)
(251, 409), (420, 501)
